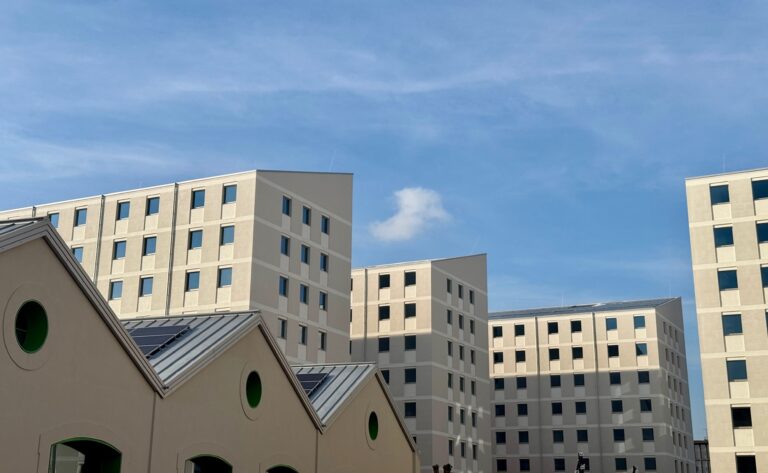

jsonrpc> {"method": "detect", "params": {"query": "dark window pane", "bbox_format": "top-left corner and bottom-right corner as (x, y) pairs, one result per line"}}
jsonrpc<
(642, 428), (654, 441)
(191, 189), (205, 208)
(613, 429), (625, 441)
(75, 208), (87, 226)
(492, 326), (503, 337)
(757, 222), (768, 243)
(574, 373), (585, 386)
(378, 337), (390, 352)
(405, 271), (416, 286)
(517, 403), (528, 416)
(520, 459), (530, 471)
(612, 400), (623, 413)
(117, 201), (130, 220)
(762, 267), (768, 288)
(727, 360), (748, 381)
(634, 315), (646, 329)
(606, 317), (617, 330)
(404, 303), (416, 318)
(404, 368), (416, 383)
(719, 269), (739, 290)
(517, 377), (527, 389)
(577, 429), (588, 442)
(552, 402), (562, 415)
(723, 314), (743, 336)
(515, 324), (525, 336)
(572, 346), (583, 359)
(711, 184), (730, 204)
(714, 226), (734, 247)
(575, 401), (586, 414)
(518, 431), (529, 443)
(378, 306), (390, 320)
(636, 343), (649, 356)
(321, 215), (330, 234)
(220, 225), (235, 245)
(494, 378), (504, 390)
(143, 236), (157, 255)
(640, 399), (653, 412)
(549, 348), (560, 360)
(753, 180), (768, 200)
(185, 271), (200, 291)
(493, 352), (503, 363)
(515, 350), (526, 362)
(736, 455), (757, 473)
(553, 430), (564, 443)
(146, 197), (160, 215)
(550, 375), (561, 387)
(495, 404), (506, 416)
(548, 322), (558, 334)
(379, 274), (390, 288)
(571, 320), (582, 332)
(615, 458), (627, 471)
(732, 407), (752, 428)
(223, 185), (237, 203)
(610, 372), (621, 385)
(608, 345), (619, 357)
(644, 457), (657, 471)
(638, 371), (650, 384)
(404, 402), (416, 417)
(404, 335), (416, 350)
(218, 268), (232, 287)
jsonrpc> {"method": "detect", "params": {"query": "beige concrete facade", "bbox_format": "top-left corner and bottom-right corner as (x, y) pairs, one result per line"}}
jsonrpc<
(0, 170), (353, 364)
(0, 218), (418, 473)
(686, 168), (768, 473)
(350, 254), (492, 473)
(488, 299), (694, 473)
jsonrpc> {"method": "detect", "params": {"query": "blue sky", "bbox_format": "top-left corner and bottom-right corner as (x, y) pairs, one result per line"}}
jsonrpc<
(3, 1), (768, 438)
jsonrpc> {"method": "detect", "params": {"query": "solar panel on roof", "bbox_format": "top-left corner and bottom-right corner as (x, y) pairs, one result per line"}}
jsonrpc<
(128, 325), (190, 358)
(296, 372), (329, 396)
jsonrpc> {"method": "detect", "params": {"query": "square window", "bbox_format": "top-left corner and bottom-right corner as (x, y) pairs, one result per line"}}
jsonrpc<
(282, 196), (292, 216)
(321, 215), (330, 234)
(302, 206), (311, 225)
(223, 184), (237, 204)
(548, 321), (559, 334)
(186, 271), (200, 291)
(723, 314), (743, 336)
(732, 406), (752, 428)
(714, 226), (734, 247)
(75, 208), (87, 226)
(405, 271), (416, 286)
(113, 240), (126, 259)
(496, 459), (508, 472)
(572, 346), (584, 359)
(514, 324), (525, 336)
(634, 315), (646, 329)
(494, 378), (504, 390)
(613, 429), (625, 442)
(611, 400), (623, 413)
(757, 222), (768, 243)
(549, 348), (560, 360)
(301, 245), (310, 264)
(279, 319), (287, 339)
(493, 326), (503, 338)
(495, 432), (506, 444)
(404, 368), (416, 383)
(517, 377), (527, 389)
(191, 189), (205, 209)
(279, 276), (289, 296)
(552, 402), (562, 415)
(319, 331), (326, 351)
(217, 268), (232, 288)
(551, 375), (561, 387)
(571, 320), (582, 332)
(495, 404), (506, 417)
(378, 337), (390, 352)
(378, 305), (390, 320)
(189, 230), (203, 249)
(143, 236), (157, 256)
(146, 196), (160, 215)
(615, 458), (628, 471)
(554, 458), (565, 471)
(575, 401), (587, 414)
(117, 201), (130, 220)
(577, 429), (588, 442)
(72, 246), (84, 263)
(220, 225), (235, 245)
(727, 359), (748, 381)
(109, 280), (123, 300)
(404, 303), (416, 318)
(636, 343), (649, 356)
(319, 291), (328, 311)
(518, 431), (529, 444)
(553, 430), (564, 443)
(515, 350), (526, 362)
(574, 373), (585, 386)
(493, 352), (503, 363)
(517, 403), (528, 416)
(642, 428), (654, 441)
(606, 317), (617, 330)
(753, 179), (768, 200)
(638, 371), (650, 384)
(640, 398), (653, 412)
(320, 253), (329, 272)
(718, 269), (739, 290)
(404, 402), (416, 417)
(299, 325), (307, 345)
(644, 457), (657, 471)
(280, 235), (290, 256)
(610, 372), (621, 385)
(710, 184), (730, 204)
(48, 212), (59, 228)
(379, 274), (390, 288)
(520, 459), (530, 472)
(299, 284), (309, 304)
(736, 456), (757, 473)
(140, 277), (153, 296)
(404, 335), (416, 350)
(608, 345), (619, 357)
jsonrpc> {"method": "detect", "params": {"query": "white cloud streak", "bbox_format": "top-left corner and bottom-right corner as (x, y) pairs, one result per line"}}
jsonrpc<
(369, 187), (450, 242)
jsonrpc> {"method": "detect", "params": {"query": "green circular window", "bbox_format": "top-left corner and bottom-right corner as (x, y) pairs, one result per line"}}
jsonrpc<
(15, 301), (48, 353)
(246, 371), (262, 408)
(368, 412), (379, 440)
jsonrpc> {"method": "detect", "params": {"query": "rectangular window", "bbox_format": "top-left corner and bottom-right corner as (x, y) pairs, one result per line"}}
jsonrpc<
(222, 184), (237, 204)
(321, 215), (330, 234)
(378, 305), (390, 320)
(320, 253), (329, 272)
(279, 318), (287, 339)
(142, 236), (157, 256)
(642, 428), (654, 441)
(299, 325), (307, 345)
(300, 245), (310, 264)
(299, 284), (309, 304)
(552, 402), (562, 415)
(638, 371), (650, 384)
(634, 315), (646, 329)
(497, 459), (508, 472)
(640, 398), (653, 412)
(378, 337), (390, 352)
(282, 196), (292, 216)
(492, 326), (503, 338)
(520, 459), (530, 472)
(458, 284), (464, 298)
(572, 346), (584, 359)
(727, 359), (748, 381)
(109, 280), (123, 300)
(186, 271), (200, 291)
(615, 458), (628, 471)
(575, 401), (587, 414)
(458, 314), (464, 329)
(636, 343), (649, 356)
(606, 317), (617, 330)
(550, 375), (561, 387)
(220, 225), (235, 245)
(518, 431), (529, 444)
(515, 324), (525, 336)
(714, 226), (734, 247)
(718, 269), (739, 290)
(553, 430), (564, 443)
(189, 230), (203, 249)
(469, 319), (475, 334)
(608, 345), (619, 357)
(403, 303), (417, 318)
(404, 271), (416, 286)
(113, 240), (126, 259)
(757, 222), (768, 243)
(460, 441), (466, 458)
(610, 372), (622, 385)
(280, 235), (290, 256)
(459, 408), (466, 425)
(404, 402), (416, 417)
(191, 189), (205, 209)
(554, 458), (565, 471)
(574, 373), (585, 386)
(494, 378), (504, 390)
(495, 431), (506, 445)
(319, 291), (328, 311)
(446, 309), (452, 325)
(404, 367), (416, 383)
(577, 429), (588, 442)
(381, 369), (389, 384)
(611, 400), (623, 413)
(470, 349), (476, 364)
(146, 196), (160, 215)
(762, 266), (768, 288)
(217, 267), (232, 288)
(723, 314), (743, 335)
(613, 429), (625, 442)
(74, 208), (87, 226)
(116, 201), (130, 220)
(548, 321), (559, 334)
(732, 406), (752, 428)
(319, 331), (326, 351)
(447, 278), (452, 293)
(495, 404), (506, 417)
(48, 212), (59, 228)
(515, 350), (526, 362)
(517, 377), (527, 389)
(517, 403), (528, 416)
(469, 289), (474, 304)
(279, 276), (289, 296)
(571, 319), (582, 332)
(448, 406), (454, 422)
(302, 206), (311, 225)
(493, 352), (503, 363)
(72, 246), (84, 263)
(139, 277), (153, 296)
(549, 348), (560, 361)
(644, 458), (657, 471)
(448, 341), (453, 356)
(753, 179), (768, 200)
(710, 184), (730, 204)
(448, 373), (453, 388)
(404, 335), (416, 350)
(379, 274), (390, 288)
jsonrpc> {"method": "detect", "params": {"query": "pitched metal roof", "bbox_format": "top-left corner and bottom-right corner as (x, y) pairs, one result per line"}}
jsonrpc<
(489, 297), (679, 320)
(122, 312), (257, 386)
(0, 218), (41, 237)
(291, 363), (376, 425)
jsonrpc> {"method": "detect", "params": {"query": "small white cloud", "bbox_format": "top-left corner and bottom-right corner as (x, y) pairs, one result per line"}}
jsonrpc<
(370, 187), (450, 242)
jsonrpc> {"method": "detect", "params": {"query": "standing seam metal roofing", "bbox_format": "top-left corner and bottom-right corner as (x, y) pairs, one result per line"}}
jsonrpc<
(0, 219), (39, 237)
(489, 298), (679, 320)
(122, 312), (256, 385)
(291, 363), (376, 425)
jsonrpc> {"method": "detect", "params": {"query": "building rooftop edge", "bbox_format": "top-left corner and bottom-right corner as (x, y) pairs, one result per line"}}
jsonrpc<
(352, 253), (487, 271)
(489, 297), (680, 320)
(685, 166), (768, 182)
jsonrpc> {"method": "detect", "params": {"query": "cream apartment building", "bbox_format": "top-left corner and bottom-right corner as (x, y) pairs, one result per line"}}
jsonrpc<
(489, 298), (694, 473)
(350, 254), (492, 473)
(0, 170), (352, 363)
(686, 168), (768, 473)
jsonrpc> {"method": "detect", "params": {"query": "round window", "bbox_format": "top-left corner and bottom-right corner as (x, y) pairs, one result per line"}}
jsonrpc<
(15, 301), (48, 353)
(245, 371), (262, 408)
(368, 412), (379, 441)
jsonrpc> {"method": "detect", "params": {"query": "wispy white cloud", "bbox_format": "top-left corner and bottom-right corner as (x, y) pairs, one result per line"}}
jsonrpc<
(369, 187), (450, 242)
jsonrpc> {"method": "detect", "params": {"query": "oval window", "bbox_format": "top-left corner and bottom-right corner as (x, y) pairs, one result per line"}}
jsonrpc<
(246, 371), (262, 408)
(15, 301), (48, 353)
(368, 412), (379, 441)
